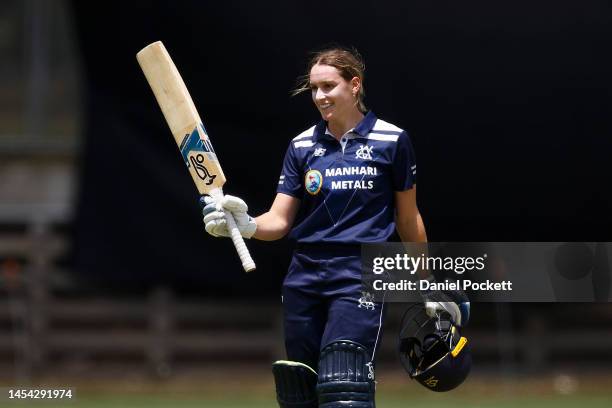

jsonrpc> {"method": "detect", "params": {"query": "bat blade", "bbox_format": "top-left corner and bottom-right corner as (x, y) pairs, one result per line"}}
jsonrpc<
(136, 41), (225, 195)
(137, 41), (255, 272)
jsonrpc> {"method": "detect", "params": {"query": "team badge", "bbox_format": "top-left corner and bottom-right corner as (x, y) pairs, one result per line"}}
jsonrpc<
(358, 291), (375, 310)
(305, 170), (323, 195)
(355, 145), (373, 160)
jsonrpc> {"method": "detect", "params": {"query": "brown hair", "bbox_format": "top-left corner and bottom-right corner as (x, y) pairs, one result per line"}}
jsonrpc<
(292, 46), (367, 113)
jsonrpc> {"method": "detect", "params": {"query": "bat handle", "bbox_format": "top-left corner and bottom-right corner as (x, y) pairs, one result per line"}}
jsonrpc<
(208, 189), (256, 273)
(225, 211), (256, 272)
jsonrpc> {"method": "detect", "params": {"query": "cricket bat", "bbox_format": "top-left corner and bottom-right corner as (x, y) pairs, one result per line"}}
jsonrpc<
(136, 41), (255, 272)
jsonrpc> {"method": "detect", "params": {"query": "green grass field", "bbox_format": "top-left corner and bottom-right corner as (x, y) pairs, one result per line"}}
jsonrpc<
(3, 369), (612, 407)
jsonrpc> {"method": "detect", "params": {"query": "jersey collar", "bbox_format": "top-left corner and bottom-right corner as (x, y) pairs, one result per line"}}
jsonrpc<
(313, 111), (378, 141)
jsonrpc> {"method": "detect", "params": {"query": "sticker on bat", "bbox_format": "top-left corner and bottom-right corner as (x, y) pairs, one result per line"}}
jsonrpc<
(189, 153), (217, 185)
(179, 124), (215, 166)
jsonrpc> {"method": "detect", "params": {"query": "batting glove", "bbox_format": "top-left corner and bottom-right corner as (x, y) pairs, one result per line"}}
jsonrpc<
(200, 195), (257, 239)
(421, 276), (470, 327)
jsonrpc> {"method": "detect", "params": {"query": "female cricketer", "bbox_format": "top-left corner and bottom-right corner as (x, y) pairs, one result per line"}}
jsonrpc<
(202, 47), (429, 407)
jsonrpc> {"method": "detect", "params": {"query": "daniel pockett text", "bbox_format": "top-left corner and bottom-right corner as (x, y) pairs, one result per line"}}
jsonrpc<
(371, 278), (513, 292)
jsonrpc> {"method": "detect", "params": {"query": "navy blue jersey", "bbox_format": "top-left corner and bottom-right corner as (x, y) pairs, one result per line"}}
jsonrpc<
(277, 111), (416, 244)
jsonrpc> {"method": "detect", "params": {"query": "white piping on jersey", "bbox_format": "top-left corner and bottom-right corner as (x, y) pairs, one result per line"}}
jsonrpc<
(345, 119), (403, 143)
(294, 120), (402, 149)
(294, 140), (315, 148)
(352, 119), (403, 141)
(371, 119), (403, 133)
(364, 133), (399, 142)
(367, 133), (399, 142)
(347, 132), (400, 140)
(292, 126), (316, 141)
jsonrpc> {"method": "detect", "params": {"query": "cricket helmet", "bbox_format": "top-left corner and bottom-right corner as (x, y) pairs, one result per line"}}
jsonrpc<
(398, 303), (471, 392)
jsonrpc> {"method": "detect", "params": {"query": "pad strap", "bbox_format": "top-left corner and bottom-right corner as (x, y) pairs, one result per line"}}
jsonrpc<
(272, 360), (318, 408)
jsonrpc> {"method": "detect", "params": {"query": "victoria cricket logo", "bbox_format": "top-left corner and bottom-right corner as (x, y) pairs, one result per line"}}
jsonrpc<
(180, 124), (217, 185)
(358, 291), (375, 310)
(355, 145), (373, 160)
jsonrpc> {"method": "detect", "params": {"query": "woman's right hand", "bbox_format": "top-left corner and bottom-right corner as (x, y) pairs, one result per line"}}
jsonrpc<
(200, 195), (257, 239)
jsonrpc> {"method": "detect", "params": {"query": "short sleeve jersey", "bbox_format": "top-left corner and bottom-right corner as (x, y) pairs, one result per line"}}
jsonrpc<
(277, 111), (417, 244)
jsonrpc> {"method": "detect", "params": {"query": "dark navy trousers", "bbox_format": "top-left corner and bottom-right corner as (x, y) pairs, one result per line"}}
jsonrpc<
(282, 244), (386, 370)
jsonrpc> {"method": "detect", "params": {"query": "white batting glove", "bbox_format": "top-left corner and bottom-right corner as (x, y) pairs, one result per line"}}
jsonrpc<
(201, 195), (257, 239)
(421, 276), (470, 327)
